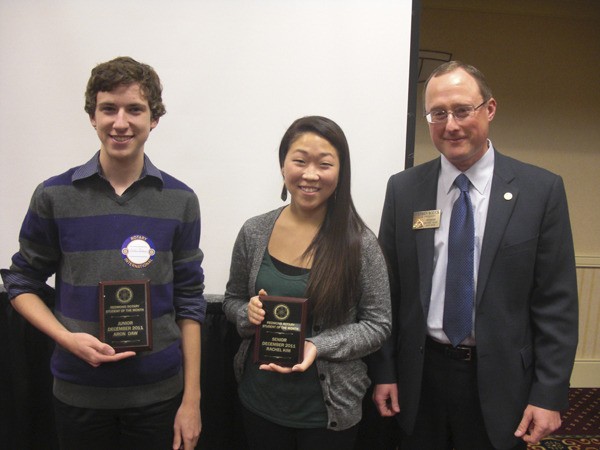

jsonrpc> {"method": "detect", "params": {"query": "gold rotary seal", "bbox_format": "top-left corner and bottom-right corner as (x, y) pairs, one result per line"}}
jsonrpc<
(273, 304), (291, 321)
(116, 287), (134, 304)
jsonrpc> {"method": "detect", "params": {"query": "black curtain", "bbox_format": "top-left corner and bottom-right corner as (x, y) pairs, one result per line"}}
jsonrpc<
(1, 287), (397, 450)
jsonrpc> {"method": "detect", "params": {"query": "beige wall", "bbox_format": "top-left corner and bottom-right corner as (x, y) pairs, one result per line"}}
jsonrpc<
(416, 0), (600, 257)
(417, 0), (600, 386)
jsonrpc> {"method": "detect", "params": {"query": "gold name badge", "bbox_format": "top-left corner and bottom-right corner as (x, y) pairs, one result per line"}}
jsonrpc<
(413, 210), (441, 229)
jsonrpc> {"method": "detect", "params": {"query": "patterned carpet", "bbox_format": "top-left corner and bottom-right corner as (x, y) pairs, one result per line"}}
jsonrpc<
(528, 438), (600, 449)
(528, 388), (600, 449)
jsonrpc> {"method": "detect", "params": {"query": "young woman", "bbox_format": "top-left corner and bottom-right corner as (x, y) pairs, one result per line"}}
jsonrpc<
(223, 116), (391, 450)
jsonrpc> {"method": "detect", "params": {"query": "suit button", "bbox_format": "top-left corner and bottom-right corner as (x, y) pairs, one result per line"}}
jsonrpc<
(319, 374), (326, 381)
(330, 421), (337, 427)
(419, 346), (424, 354)
(314, 325), (321, 332)
(325, 400), (332, 406)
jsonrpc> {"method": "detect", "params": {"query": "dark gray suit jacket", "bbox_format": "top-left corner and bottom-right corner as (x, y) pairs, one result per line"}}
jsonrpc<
(370, 150), (578, 449)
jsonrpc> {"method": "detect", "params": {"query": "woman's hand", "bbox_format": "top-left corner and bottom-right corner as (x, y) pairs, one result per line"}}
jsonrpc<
(248, 289), (267, 325)
(259, 341), (317, 373)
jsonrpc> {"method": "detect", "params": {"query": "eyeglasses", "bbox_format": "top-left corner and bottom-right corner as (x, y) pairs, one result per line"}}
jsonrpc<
(425, 100), (488, 124)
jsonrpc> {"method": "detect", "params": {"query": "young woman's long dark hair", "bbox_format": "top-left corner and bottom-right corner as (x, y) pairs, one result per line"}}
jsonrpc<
(279, 116), (366, 327)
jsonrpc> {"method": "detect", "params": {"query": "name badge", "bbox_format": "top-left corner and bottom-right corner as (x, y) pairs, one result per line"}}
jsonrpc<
(413, 210), (441, 229)
(121, 235), (156, 269)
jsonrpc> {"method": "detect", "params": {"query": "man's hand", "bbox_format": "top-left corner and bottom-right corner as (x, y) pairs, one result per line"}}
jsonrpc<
(514, 404), (562, 444)
(173, 318), (202, 449)
(10, 293), (135, 367)
(172, 400), (201, 450)
(62, 332), (135, 367)
(373, 383), (400, 417)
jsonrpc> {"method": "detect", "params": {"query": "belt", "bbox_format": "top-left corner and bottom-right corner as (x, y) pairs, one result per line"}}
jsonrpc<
(426, 336), (476, 361)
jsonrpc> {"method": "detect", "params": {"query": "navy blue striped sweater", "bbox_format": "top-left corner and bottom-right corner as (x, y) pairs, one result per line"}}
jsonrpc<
(1, 152), (206, 408)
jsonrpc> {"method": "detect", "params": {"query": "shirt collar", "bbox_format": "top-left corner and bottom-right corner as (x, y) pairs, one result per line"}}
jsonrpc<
(440, 140), (495, 195)
(71, 151), (164, 185)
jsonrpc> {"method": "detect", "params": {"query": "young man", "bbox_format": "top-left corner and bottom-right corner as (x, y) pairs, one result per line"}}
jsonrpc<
(370, 61), (578, 449)
(1, 57), (205, 450)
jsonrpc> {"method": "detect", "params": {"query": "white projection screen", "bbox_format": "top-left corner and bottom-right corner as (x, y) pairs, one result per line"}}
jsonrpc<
(0, 0), (415, 295)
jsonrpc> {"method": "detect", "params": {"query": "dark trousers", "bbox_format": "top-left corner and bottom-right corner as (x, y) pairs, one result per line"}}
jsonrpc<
(53, 392), (183, 450)
(242, 405), (359, 450)
(402, 339), (526, 450)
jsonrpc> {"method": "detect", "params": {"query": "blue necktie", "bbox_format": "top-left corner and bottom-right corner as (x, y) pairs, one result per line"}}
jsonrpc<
(444, 174), (474, 347)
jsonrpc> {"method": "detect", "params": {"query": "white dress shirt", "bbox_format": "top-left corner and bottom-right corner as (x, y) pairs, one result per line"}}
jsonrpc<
(427, 142), (495, 345)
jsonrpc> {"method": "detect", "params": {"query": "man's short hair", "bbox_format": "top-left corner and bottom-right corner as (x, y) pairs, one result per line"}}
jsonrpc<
(84, 56), (166, 120)
(423, 60), (493, 107)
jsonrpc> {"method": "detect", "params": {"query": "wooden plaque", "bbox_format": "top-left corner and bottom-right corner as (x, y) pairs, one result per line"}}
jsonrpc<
(253, 295), (308, 367)
(99, 280), (152, 352)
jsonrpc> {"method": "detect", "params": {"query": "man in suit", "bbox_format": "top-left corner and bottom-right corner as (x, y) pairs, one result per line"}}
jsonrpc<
(369, 61), (578, 449)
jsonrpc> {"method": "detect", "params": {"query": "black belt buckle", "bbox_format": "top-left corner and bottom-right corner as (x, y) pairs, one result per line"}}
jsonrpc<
(446, 345), (473, 361)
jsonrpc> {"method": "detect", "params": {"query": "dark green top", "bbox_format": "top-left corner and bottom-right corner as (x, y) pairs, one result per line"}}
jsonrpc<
(237, 251), (328, 428)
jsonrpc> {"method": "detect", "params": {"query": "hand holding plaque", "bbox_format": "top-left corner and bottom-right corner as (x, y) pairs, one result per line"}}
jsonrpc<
(99, 280), (152, 352)
(253, 295), (308, 367)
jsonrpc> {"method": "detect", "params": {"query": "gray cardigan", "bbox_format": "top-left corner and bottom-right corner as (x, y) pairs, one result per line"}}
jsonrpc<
(223, 207), (391, 430)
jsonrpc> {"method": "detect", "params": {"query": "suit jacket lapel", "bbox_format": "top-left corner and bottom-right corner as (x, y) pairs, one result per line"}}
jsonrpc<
(414, 159), (441, 315)
(477, 152), (518, 305)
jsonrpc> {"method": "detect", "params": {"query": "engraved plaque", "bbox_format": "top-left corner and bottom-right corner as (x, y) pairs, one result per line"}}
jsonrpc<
(253, 295), (308, 367)
(99, 280), (152, 351)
